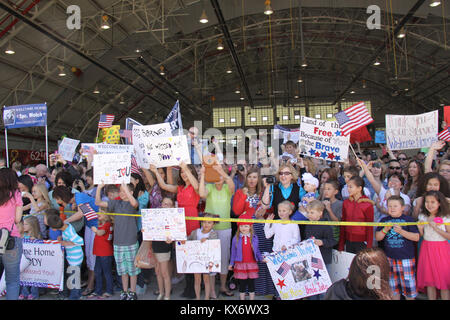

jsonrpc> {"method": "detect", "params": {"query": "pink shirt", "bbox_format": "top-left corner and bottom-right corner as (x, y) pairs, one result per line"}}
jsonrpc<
(0, 190), (22, 237)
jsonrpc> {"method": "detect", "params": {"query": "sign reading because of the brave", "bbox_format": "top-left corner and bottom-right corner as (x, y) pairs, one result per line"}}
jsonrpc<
(298, 116), (349, 162)
(93, 152), (131, 185)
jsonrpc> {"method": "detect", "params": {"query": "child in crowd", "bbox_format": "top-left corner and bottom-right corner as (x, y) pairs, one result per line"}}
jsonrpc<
(152, 196), (177, 300)
(298, 173), (319, 213)
(88, 213), (114, 299)
(264, 201), (301, 252)
(305, 200), (337, 300)
(322, 180), (343, 246)
(229, 212), (263, 300)
(341, 166), (371, 200)
(95, 183), (140, 301)
(23, 184), (50, 239)
(186, 212), (219, 300)
(375, 196), (420, 300)
(44, 209), (62, 241)
(19, 216), (41, 300)
(338, 176), (374, 254)
(281, 140), (298, 163)
(46, 214), (84, 300)
(417, 191), (450, 300)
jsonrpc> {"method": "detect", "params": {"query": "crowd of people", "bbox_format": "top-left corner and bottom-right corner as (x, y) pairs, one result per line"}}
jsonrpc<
(0, 128), (449, 301)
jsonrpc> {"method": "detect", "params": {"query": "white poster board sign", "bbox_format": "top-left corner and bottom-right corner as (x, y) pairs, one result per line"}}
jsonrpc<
(176, 239), (221, 273)
(299, 116), (350, 162)
(58, 137), (80, 162)
(265, 239), (332, 300)
(141, 208), (187, 241)
(20, 239), (64, 289)
(386, 110), (438, 150)
(328, 249), (355, 283)
(137, 135), (191, 168)
(132, 123), (172, 167)
(93, 152), (131, 185)
(81, 143), (134, 155)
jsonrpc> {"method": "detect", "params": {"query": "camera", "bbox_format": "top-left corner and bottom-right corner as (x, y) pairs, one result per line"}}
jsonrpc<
(263, 175), (276, 184)
(237, 164), (245, 172)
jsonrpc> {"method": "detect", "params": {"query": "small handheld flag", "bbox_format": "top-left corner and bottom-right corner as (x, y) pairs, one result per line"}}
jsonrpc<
(335, 102), (373, 136)
(98, 114), (114, 128)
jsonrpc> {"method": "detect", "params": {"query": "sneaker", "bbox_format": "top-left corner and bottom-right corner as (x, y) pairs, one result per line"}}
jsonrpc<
(156, 293), (163, 300)
(119, 291), (128, 301)
(164, 296), (170, 300)
(127, 291), (138, 300)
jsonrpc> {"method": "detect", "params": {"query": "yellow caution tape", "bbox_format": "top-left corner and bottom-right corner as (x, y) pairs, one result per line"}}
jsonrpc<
(64, 211), (450, 227)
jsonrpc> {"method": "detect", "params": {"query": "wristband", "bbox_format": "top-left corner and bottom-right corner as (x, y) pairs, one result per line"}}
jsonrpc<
(382, 227), (388, 234)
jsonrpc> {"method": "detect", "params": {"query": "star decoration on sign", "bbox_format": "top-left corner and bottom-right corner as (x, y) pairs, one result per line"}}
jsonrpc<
(276, 279), (286, 290)
(335, 155), (341, 161)
(327, 153), (335, 160)
(314, 151), (321, 158)
(313, 269), (322, 280)
(320, 152), (327, 159)
(309, 148), (316, 156)
(334, 130), (341, 136)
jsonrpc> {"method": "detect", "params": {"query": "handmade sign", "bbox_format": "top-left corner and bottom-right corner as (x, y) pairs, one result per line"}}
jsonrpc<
(20, 239), (64, 290)
(132, 123), (172, 167)
(58, 137), (80, 162)
(298, 116), (349, 162)
(93, 152), (131, 185)
(102, 125), (121, 144)
(328, 250), (355, 283)
(141, 208), (187, 241)
(375, 130), (386, 144)
(265, 239), (332, 300)
(81, 143), (134, 155)
(176, 239), (221, 273)
(274, 125), (300, 144)
(385, 110), (438, 150)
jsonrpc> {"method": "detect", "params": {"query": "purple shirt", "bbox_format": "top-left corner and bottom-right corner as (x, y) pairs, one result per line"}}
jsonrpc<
(230, 234), (263, 265)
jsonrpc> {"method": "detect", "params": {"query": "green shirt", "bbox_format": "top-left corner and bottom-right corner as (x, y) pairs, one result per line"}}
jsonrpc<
(205, 183), (232, 230)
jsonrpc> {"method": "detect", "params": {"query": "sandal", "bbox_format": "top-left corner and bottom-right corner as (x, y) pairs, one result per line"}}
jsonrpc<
(82, 288), (94, 296)
(220, 290), (234, 297)
(87, 292), (98, 299)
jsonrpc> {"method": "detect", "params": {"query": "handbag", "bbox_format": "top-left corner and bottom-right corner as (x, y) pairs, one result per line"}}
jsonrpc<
(0, 222), (16, 255)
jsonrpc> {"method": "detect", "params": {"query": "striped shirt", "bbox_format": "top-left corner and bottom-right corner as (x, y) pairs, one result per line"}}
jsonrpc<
(62, 223), (84, 266)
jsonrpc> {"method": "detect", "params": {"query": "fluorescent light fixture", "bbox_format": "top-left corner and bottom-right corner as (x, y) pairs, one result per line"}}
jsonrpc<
(294, 115), (300, 120)
(327, 113), (333, 118)
(199, 9), (208, 23)
(230, 118), (236, 123)
(429, 1), (441, 7)
(219, 118), (225, 123)
(282, 115), (289, 120)
(315, 114), (321, 119)
(5, 42), (15, 55)
(262, 116), (268, 121)
(250, 117), (256, 122)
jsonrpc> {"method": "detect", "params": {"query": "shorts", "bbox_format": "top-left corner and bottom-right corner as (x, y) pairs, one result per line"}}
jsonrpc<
(388, 257), (417, 299)
(114, 243), (141, 276)
(154, 252), (171, 263)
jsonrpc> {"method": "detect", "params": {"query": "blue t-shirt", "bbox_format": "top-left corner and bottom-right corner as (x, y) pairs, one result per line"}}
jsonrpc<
(48, 228), (62, 241)
(376, 214), (419, 260)
(74, 192), (99, 228)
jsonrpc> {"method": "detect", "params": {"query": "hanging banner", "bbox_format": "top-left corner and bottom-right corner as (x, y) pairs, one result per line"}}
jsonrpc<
(81, 143), (134, 156)
(3, 103), (47, 129)
(141, 208), (187, 241)
(385, 110), (438, 150)
(176, 239), (221, 273)
(328, 250), (355, 283)
(265, 239), (332, 300)
(58, 137), (80, 162)
(20, 239), (64, 290)
(298, 116), (350, 162)
(132, 123), (172, 168)
(93, 152), (131, 185)
(102, 125), (121, 144)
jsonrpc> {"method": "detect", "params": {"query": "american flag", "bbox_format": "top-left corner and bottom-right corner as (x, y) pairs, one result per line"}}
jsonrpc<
(311, 256), (324, 270)
(276, 261), (291, 277)
(119, 129), (132, 139)
(79, 203), (98, 221)
(438, 126), (450, 142)
(335, 102), (373, 136)
(98, 114), (115, 128)
(131, 154), (140, 174)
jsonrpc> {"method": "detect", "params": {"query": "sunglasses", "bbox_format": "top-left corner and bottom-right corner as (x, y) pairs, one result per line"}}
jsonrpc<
(389, 166), (401, 170)
(398, 157), (408, 160)
(372, 163), (382, 168)
(279, 172), (292, 176)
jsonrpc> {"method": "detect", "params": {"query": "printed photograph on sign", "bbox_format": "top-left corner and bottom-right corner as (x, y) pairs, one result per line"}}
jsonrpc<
(141, 208), (187, 241)
(176, 239), (221, 274)
(93, 152), (131, 185)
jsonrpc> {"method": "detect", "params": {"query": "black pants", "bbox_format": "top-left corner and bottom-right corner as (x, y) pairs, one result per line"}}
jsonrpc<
(345, 241), (367, 254)
(238, 278), (255, 293)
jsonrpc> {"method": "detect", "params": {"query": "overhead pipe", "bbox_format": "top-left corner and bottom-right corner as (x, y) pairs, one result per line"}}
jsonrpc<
(209, 0), (254, 108)
(0, 0), (28, 27)
(0, 1), (169, 111)
(0, 0), (40, 39)
(332, 0), (427, 105)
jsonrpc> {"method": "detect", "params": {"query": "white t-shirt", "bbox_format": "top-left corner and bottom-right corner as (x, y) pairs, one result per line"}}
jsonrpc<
(418, 214), (450, 241)
(196, 229), (212, 241)
(264, 222), (301, 252)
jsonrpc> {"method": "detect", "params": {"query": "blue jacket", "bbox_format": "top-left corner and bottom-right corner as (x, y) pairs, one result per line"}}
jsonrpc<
(230, 234), (263, 266)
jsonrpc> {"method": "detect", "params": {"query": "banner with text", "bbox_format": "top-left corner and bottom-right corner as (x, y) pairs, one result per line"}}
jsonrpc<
(3, 103), (47, 129)
(132, 123), (172, 168)
(141, 207), (187, 241)
(20, 239), (64, 289)
(58, 137), (80, 162)
(265, 239), (332, 300)
(176, 239), (221, 274)
(93, 152), (131, 185)
(81, 143), (134, 156)
(299, 116), (350, 162)
(386, 110), (438, 150)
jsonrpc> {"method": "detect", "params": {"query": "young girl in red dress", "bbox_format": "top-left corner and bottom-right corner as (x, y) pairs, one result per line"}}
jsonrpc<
(229, 212), (263, 300)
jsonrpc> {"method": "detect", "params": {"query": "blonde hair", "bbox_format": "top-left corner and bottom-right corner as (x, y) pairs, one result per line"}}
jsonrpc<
(278, 200), (295, 213)
(33, 183), (51, 207)
(306, 200), (325, 212)
(277, 163), (298, 182)
(303, 158), (317, 175)
(438, 160), (450, 173)
(23, 216), (42, 239)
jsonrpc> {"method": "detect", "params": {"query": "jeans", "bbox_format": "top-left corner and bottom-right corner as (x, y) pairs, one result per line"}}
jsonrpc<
(0, 237), (22, 300)
(94, 256), (113, 295)
(21, 285), (39, 298)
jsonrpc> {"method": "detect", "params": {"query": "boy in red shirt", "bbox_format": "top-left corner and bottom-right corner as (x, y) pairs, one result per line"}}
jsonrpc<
(88, 213), (114, 299)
